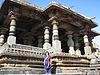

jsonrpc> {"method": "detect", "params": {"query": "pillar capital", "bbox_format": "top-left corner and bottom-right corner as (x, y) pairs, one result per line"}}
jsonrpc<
(8, 11), (14, 16)
(73, 33), (79, 37)
(80, 29), (89, 35)
(8, 11), (17, 20)
(51, 19), (59, 25)
(38, 36), (43, 39)
(48, 16), (59, 25)
(44, 26), (50, 30)
(10, 15), (16, 20)
(66, 31), (73, 35)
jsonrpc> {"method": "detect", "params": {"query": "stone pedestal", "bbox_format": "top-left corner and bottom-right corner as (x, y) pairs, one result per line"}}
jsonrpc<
(43, 43), (51, 50)
(91, 58), (96, 64)
(76, 49), (81, 56)
(69, 46), (75, 55)
(7, 36), (16, 44)
(52, 40), (61, 52)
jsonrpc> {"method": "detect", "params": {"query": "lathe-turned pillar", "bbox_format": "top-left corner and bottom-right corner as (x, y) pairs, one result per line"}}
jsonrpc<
(51, 19), (62, 52)
(84, 33), (92, 55)
(74, 34), (81, 55)
(67, 31), (75, 55)
(43, 26), (51, 50)
(7, 14), (16, 45)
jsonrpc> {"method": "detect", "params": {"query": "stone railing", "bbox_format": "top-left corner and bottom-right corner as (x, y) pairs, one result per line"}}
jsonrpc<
(11, 44), (45, 52)
(51, 52), (87, 58)
(51, 52), (90, 67)
(0, 43), (45, 58)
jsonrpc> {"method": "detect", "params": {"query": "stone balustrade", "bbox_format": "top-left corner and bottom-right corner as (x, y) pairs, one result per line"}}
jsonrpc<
(0, 43), (45, 58)
(3, 58), (43, 64)
(0, 43), (91, 68)
(51, 52), (87, 58)
(51, 52), (90, 67)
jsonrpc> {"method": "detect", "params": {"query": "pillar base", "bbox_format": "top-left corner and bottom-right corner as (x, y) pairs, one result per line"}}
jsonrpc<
(91, 59), (96, 64)
(69, 47), (75, 55)
(43, 42), (51, 50)
(84, 46), (92, 55)
(7, 36), (16, 45)
(52, 40), (62, 52)
(76, 49), (81, 56)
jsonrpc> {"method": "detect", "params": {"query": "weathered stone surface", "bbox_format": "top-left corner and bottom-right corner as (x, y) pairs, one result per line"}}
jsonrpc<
(52, 40), (62, 52)
(7, 36), (16, 45)
(84, 46), (92, 55)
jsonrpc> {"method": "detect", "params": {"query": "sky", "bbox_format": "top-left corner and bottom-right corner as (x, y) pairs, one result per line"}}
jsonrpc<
(0, 0), (100, 48)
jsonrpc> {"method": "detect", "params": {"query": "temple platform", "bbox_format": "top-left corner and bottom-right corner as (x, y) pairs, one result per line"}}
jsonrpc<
(0, 43), (99, 74)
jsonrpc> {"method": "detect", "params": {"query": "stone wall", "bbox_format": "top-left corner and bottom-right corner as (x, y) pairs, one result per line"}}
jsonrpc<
(0, 67), (100, 75)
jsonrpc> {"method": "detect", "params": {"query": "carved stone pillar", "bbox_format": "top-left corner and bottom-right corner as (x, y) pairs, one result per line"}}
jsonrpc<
(67, 31), (75, 55)
(0, 27), (7, 46)
(74, 34), (81, 55)
(7, 15), (16, 45)
(51, 19), (61, 52)
(38, 36), (43, 48)
(0, 34), (4, 46)
(0, 28), (8, 46)
(43, 26), (51, 50)
(89, 37), (95, 53)
(84, 33), (92, 55)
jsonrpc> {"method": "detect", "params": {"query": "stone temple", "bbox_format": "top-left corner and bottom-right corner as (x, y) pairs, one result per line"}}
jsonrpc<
(0, 0), (100, 74)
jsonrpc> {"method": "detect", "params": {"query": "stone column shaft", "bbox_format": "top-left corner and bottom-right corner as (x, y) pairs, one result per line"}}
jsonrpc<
(74, 35), (81, 55)
(9, 19), (16, 36)
(52, 23), (59, 41)
(43, 27), (51, 50)
(84, 34), (92, 55)
(7, 15), (16, 45)
(0, 34), (5, 46)
(52, 20), (61, 52)
(0, 28), (8, 46)
(44, 27), (49, 43)
(67, 31), (75, 55)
